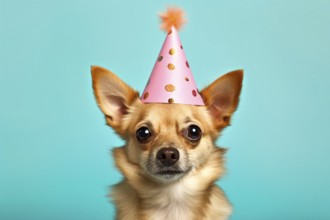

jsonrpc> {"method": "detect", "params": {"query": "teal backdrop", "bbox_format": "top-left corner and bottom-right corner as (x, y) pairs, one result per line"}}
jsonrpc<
(1, 0), (330, 219)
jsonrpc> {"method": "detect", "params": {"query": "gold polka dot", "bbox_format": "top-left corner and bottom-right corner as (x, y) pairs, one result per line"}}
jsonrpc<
(186, 61), (190, 68)
(158, 56), (163, 62)
(167, 63), (175, 70)
(169, 48), (175, 55)
(143, 92), (149, 100)
(168, 98), (174, 104)
(165, 84), (176, 92)
(185, 77), (189, 82)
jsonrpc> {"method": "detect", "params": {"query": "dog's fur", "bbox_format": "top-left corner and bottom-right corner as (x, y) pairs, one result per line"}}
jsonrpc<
(91, 66), (243, 220)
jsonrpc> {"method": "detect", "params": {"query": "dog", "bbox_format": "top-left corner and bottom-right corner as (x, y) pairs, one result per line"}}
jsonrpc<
(91, 65), (243, 220)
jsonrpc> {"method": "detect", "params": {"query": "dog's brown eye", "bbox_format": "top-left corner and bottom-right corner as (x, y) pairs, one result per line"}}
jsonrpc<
(186, 125), (202, 142)
(136, 127), (152, 142)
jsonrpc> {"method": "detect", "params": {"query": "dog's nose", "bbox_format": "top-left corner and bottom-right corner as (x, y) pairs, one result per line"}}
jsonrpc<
(156, 147), (180, 166)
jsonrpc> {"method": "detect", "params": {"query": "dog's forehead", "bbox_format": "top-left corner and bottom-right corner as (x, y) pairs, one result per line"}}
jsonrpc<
(136, 103), (208, 125)
(125, 102), (214, 134)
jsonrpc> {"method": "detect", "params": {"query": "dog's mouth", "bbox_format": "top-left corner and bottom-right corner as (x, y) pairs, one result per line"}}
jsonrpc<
(156, 170), (184, 175)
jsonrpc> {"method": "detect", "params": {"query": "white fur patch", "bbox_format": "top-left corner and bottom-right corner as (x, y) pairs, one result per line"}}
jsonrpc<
(147, 183), (194, 220)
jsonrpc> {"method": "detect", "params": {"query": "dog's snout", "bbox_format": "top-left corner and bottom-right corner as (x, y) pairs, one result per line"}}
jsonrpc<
(156, 147), (179, 166)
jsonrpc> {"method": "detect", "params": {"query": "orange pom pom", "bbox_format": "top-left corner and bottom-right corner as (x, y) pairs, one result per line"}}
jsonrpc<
(159, 7), (186, 32)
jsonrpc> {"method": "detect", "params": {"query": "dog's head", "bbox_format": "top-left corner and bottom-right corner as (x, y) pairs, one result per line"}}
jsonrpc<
(91, 66), (243, 183)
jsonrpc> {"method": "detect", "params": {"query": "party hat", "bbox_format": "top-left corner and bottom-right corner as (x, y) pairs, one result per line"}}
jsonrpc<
(141, 7), (205, 105)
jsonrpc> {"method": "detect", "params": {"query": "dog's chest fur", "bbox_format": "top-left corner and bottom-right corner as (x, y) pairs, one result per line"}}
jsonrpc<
(145, 183), (198, 220)
(112, 174), (232, 220)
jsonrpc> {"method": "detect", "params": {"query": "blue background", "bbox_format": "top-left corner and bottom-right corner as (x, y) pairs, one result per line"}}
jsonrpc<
(1, 0), (330, 219)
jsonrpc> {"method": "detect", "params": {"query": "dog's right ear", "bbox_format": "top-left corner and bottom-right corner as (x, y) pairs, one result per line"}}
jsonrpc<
(201, 70), (243, 131)
(91, 66), (139, 134)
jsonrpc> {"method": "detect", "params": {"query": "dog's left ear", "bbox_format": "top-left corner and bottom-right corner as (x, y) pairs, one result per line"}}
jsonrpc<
(201, 70), (243, 130)
(91, 66), (139, 134)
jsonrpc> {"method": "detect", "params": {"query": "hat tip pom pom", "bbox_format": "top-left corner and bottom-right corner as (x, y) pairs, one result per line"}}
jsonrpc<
(159, 7), (186, 32)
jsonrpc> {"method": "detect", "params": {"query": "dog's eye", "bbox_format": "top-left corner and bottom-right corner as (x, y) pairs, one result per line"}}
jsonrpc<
(136, 127), (152, 142)
(186, 125), (202, 142)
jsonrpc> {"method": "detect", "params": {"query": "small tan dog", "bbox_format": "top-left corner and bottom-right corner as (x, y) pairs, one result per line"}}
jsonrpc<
(91, 65), (243, 220)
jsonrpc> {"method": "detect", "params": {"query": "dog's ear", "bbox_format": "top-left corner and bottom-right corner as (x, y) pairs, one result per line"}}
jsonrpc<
(91, 66), (139, 133)
(201, 70), (243, 130)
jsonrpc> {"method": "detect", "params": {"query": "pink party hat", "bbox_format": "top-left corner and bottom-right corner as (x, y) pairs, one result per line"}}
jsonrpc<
(141, 7), (205, 106)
